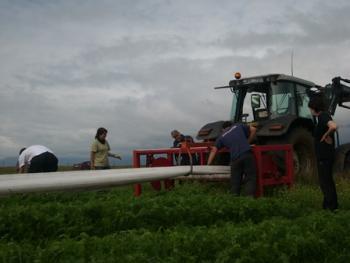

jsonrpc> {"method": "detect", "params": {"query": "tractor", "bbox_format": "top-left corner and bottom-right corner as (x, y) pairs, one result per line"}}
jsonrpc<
(197, 73), (350, 179)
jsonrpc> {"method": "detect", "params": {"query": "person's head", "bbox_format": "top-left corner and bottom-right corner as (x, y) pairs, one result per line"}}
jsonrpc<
(308, 96), (327, 116)
(95, 127), (108, 142)
(222, 121), (232, 130)
(19, 148), (26, 155)
(171, 130), (181, 140)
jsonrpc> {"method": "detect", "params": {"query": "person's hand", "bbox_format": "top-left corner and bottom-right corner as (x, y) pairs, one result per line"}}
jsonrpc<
(321, 135), (333, 145)
(113, 154), (122, 160)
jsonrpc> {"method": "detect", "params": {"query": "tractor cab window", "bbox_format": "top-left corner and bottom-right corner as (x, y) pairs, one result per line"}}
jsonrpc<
(248, 91), (268, 122)
(242, 90), (268, 123)
(230, 85), (268, 123)
(270, 81), (296, 119)
(296, 84), (312, 119)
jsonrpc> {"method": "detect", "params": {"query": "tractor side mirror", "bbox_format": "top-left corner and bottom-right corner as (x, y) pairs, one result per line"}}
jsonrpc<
(251, 94), (261, 109)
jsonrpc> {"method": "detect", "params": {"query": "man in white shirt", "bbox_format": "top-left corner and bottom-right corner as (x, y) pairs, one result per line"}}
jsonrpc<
(18, 145), (58, 173)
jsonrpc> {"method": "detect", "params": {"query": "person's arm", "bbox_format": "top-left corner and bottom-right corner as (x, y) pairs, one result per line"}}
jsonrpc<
(106, 141), (121, 159)
(207, 146), (218, 165)
(108, 152), (122, 160)
(19, 165), (25, 173)
(18, 154), (26, 173)
(90, 151), (96, 170)
(248, 126), (257, 144)
(90, 141), (98, 170)
(321, 120), (337, 143)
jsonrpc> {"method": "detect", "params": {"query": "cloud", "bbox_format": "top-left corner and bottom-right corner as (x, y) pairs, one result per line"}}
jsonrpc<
(1, 0), (350, 160)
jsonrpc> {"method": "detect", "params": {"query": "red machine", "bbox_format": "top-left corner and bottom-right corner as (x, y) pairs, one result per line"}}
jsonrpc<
(133, 143), (293, 197)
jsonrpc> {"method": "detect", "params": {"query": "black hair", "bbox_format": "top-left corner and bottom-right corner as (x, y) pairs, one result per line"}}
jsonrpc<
(19, 148), (26, 155)
(95, 127), (108, 143)
(222, 121), (232, 129)
(171, 130), (180, 137)
(308, 95), (327, 113)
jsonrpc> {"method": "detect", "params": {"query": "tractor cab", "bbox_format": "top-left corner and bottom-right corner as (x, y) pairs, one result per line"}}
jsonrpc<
(197, 74), (316, 142)
(228, 74), (315, 125)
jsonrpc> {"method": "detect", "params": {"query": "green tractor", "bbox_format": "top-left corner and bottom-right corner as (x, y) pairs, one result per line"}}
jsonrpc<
(197, 74), (350, 179)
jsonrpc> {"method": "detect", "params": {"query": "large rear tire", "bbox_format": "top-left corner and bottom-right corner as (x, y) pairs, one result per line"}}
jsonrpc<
(266, 127), (317, 181)
(286, 128), (317, 180)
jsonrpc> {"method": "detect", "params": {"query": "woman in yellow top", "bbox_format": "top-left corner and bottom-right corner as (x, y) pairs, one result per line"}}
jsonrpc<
(90, 127), (121, 169)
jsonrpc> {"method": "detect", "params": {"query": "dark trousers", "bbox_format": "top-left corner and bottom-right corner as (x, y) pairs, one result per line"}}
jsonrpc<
(28, 152), (58, 173)
(230, 151), (257, 197)
(317, 159), (338, 211)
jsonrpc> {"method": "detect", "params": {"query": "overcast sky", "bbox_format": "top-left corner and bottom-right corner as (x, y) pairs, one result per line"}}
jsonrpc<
(1, 0), (350, 161)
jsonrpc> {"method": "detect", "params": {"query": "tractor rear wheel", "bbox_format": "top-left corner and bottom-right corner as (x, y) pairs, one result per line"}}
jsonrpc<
(285, 128), (317, 180)
(266, 128), (317, 181)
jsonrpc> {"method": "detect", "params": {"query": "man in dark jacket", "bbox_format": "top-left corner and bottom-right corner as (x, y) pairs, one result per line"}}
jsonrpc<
(308, 96), (338, 211)
(207, 122), (257, 196)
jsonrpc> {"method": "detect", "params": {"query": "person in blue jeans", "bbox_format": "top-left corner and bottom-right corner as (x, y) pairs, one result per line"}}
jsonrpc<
(207, 121), (257, 196)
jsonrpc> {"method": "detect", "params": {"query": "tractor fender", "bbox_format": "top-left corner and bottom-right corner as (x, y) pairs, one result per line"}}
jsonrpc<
(334, 143), (350, 174)
(257, 115), (314, 138)
(196, 120), (227, 141)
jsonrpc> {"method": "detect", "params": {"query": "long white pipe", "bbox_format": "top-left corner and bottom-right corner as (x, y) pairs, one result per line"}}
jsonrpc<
(0, 166), (230, 196)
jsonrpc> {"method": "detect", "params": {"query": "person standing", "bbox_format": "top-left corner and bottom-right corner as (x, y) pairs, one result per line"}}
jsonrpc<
(18, 145), (58, 173)
(308, 96), (338, 211)
(207, 122), (257, 196)
(90, 127), (121, 170)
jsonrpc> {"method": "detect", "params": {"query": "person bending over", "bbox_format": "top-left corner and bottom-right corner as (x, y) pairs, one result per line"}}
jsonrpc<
(207, 122), (257, 196)
(18, 145), (58, 173)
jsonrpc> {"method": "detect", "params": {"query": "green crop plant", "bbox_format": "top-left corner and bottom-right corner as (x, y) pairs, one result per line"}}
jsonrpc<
(0, 175), (350, 262)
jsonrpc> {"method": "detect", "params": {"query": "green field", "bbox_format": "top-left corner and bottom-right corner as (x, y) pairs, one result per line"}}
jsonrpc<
(0, 168), (350, 262)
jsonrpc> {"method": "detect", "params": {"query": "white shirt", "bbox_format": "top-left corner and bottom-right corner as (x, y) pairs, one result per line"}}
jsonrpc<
(18, 145), (54, 168)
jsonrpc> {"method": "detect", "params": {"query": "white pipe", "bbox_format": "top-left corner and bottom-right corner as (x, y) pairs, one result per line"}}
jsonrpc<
(0, 166), (230, 196)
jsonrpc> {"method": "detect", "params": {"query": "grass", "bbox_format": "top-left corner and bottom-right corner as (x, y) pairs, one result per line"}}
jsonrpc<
(0, 168), (350, 262)
(0, 167), (17, 174)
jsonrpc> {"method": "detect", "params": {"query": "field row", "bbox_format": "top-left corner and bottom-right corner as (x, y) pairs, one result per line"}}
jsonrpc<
(1, 211), (350, 262)
(1, 180), (350, 262)
(1, 182), (350, 242)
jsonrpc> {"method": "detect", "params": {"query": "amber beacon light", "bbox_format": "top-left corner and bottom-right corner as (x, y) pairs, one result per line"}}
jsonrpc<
(234, 72), (241, 79)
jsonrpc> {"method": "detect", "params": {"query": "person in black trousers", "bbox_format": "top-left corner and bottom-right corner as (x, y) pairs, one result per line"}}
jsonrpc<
(308, 96), (338, 211)
(18, 145), (58, 173)
(207, 122), (257, 196)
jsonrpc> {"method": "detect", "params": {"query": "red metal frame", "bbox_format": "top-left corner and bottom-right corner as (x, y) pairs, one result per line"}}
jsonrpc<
(133, 143), (293, 198)
(252, 144), (294, 197)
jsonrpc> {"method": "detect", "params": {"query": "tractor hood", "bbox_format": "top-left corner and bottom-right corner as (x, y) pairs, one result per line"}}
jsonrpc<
(196, 120), (229, 141)
(197, 115), (314, 142)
